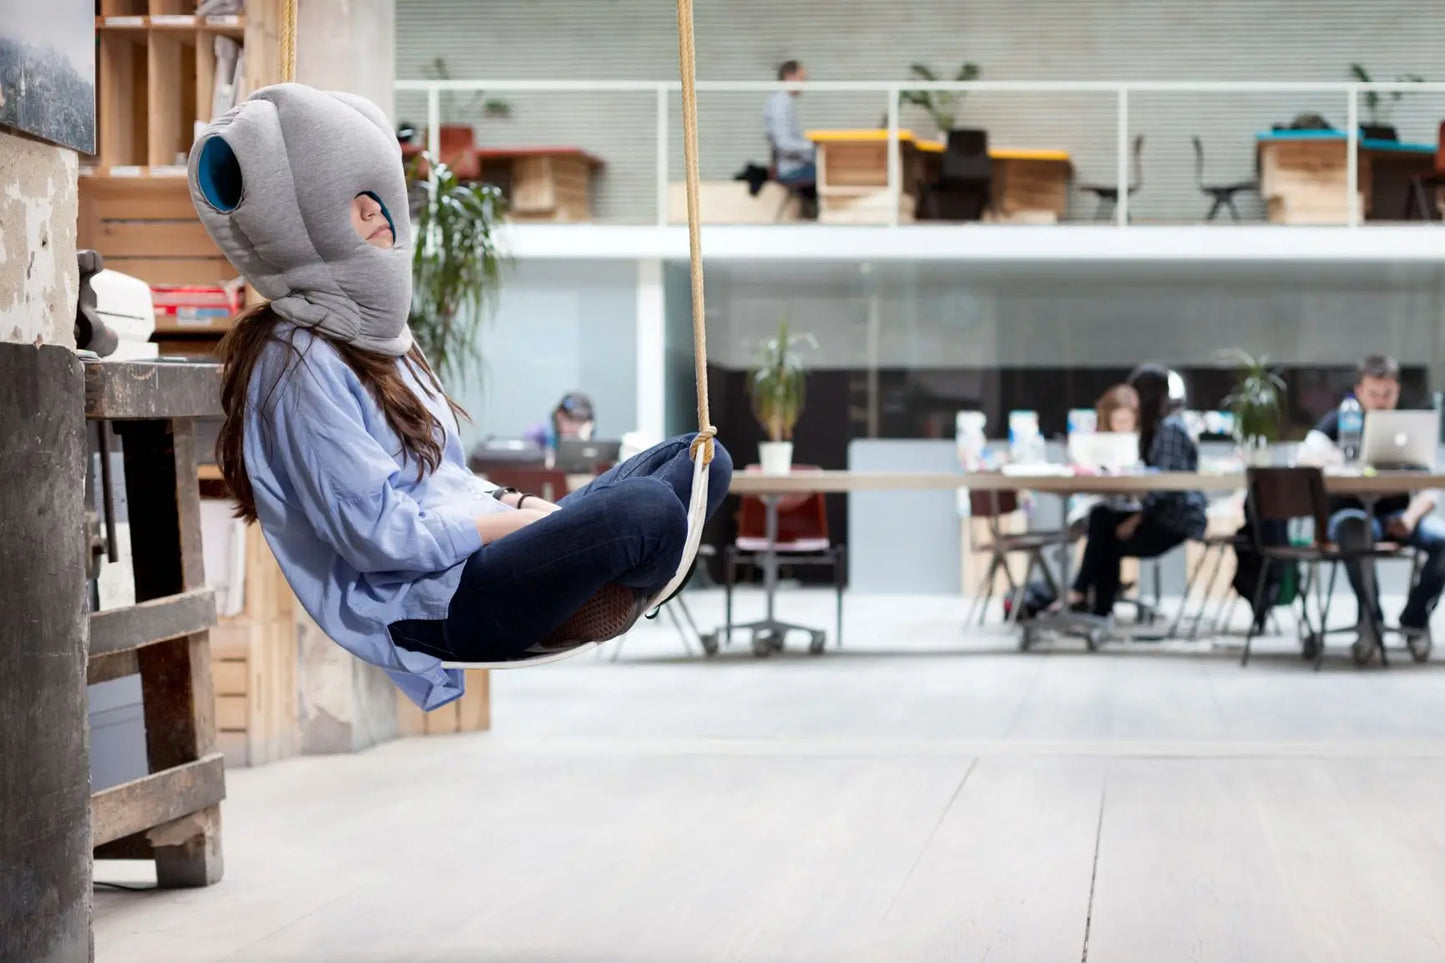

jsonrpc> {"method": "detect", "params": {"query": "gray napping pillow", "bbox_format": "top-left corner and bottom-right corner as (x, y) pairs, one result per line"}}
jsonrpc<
(188, 83), (415, 357)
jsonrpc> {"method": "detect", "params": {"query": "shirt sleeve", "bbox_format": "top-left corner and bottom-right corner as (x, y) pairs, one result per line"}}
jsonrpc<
(1143, 420), (1196, 513)
(259, 358), (484, 576)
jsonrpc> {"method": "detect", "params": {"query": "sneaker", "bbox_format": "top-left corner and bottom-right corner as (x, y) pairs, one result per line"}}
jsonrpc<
(1351, 622), (1383, 665)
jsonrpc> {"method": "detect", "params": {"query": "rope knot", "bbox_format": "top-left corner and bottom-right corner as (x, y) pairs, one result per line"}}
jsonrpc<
(689, 426), (718, 465)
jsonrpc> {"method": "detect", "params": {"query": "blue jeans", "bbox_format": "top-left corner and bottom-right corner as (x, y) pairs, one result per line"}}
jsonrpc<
(1328, 509), (1445, 630)
(777, 161), (816, 186)
(391, 435), (732, 662)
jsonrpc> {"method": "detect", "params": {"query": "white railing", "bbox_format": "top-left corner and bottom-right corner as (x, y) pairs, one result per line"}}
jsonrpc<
(395, 79), (1445, 228)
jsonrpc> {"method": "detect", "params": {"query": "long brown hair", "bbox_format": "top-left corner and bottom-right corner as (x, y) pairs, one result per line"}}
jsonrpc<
(217, 304), (466, 522)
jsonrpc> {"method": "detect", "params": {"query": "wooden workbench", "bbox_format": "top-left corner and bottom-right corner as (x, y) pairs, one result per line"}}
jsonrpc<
(806, 129), (1072, 223)
(86, 359), (227, 887)
(403, 143), (604, 222)
(1256, 131), (1437, 224)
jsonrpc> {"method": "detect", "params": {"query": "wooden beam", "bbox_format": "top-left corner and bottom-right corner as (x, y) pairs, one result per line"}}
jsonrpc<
(90, 753), (225, 847)
(88, 587), (216, 658)
(84, 360), (222, 420)
(94, 832), (153, 860)
(88, 650), (139, 685)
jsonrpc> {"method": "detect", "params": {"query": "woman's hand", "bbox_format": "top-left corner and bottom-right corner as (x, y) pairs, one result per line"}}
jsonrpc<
(1115, 513), (1143, 540)
(475, 508), (550, 543)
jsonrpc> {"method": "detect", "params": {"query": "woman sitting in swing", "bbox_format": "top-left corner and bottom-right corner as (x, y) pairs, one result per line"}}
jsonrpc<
(196, 84), (731, 711)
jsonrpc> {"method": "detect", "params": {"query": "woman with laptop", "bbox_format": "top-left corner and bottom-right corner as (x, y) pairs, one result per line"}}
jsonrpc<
(1060, 364), (1208, 618)
(1299, 354), (1445, 650)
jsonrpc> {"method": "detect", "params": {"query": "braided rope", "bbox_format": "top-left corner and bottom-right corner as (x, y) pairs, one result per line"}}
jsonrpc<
(279, 0), (297, 84)
(674, 0), (715, 465)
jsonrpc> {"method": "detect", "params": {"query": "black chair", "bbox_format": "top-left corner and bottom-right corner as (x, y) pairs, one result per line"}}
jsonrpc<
(1078, 134), (1143, 221)
(918, 129), (992, 221)
(1240, 467), (1409, 669)
(966, 489), (1064, 626)
(1192, 136), (1258, 222)
(769, 148), (817, 220)
(1404, 121), (1445, 221)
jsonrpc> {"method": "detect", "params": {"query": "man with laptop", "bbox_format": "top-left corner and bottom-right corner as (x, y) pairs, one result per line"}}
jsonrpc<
(1301, 354), (1445, 651)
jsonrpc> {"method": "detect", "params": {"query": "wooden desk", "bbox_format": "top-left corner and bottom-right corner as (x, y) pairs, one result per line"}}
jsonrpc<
(1256, 131), (1437, 224)
(402, 144), (604, 222)
(729, 468), (1445, 496)
(805, 129), (1073, 223)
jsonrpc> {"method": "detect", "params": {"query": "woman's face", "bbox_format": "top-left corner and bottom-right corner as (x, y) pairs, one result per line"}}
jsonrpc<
(350, 193), (394, 249)
(1108, 407), (1138, 433)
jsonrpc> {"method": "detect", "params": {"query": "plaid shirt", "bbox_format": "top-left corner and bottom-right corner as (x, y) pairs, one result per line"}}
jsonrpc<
(1143, 416), (1208, 538)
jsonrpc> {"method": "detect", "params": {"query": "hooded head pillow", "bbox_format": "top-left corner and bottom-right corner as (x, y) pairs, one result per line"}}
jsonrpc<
(188, 83), (414, 356)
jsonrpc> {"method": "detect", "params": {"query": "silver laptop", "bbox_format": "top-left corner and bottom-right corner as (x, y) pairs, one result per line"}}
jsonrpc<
(1361, 409), (1440, 470)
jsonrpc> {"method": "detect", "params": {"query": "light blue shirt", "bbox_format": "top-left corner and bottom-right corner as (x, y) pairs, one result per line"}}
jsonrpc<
(764, 90), (814, 176)
(243, 325), (507, 710)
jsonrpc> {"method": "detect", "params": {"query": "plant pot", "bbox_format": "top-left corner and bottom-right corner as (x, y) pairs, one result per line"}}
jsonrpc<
(758, 441), (794, 476)
(1360, 124), (1398, 141)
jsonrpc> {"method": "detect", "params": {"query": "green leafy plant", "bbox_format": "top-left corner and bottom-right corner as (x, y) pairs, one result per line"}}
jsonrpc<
(1221, 349), (1287, 443)
(1348, 63), (1426, 129)
(900, 61), (981, 133)
(407, 155), (507, 382)
(746, 319), (816, 442)
(422, 57), (511, 121)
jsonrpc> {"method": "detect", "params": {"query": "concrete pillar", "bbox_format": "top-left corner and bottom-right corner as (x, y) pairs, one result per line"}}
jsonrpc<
(289, 0), (403, 754)
(296, 0), (396, 116)
(0, 131), (91, 962)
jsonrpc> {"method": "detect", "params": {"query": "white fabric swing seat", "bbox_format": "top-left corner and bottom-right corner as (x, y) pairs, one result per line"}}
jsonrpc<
(440, 447), (713, 670)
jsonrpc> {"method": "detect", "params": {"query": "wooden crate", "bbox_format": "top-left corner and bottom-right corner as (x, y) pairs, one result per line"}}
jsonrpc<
(818, 188), (915, 225)
(397, 670), (491, 737)
(208, 520), (300, 767)
(507, 154), (598, 222)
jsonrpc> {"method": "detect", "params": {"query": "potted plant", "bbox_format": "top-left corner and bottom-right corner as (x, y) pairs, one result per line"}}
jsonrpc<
(1348, 64), (1425, 141)
(1221, 349), (1286, 465)
(746, 319), (815, 475)
(900, 61), (981, 137)
(407, 156), (507, 382)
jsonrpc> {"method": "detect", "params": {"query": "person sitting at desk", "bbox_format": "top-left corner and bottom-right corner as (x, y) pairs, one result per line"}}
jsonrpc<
(523, 391), (595, 449)
(1065, 364), (1207, 617)
(1067, 383), (1141, 533)
(764, 60), (817, 190)
(1299, 353), (1444, 648)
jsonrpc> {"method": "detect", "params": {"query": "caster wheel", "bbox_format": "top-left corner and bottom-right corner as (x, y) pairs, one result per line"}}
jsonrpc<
(1407, 634), (1432, 664)
(751, 630), (776, 658)
(808, 631), (827, 655)
(700, 633), (719, 657)
(1300, 633), (1322, 662)
(1019, 625), (1037, 651)
(1085, 628), (1104, 652)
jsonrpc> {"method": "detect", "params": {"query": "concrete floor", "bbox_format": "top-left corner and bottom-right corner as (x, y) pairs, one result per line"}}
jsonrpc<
(95, 590), (1445, 962)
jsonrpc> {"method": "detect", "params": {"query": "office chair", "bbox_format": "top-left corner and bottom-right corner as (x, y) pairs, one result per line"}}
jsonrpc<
(1404, 121), (1445, 221)
(768, 148), (817, 220)
(1078, 134), (1144, 221)
(1239, 467), (1412, 669)
(1192, 136), (1259, 222)
(918, 129), (992, 221)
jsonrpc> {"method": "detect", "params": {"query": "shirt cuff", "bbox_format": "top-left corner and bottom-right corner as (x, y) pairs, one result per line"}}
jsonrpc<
(423, 502), (484, 563)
